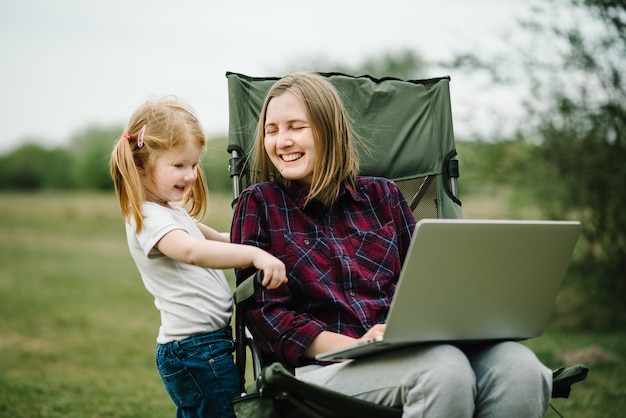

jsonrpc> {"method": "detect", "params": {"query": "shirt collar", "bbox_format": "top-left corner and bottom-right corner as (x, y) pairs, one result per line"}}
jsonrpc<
(285, 182), (311, 209)
(342, 181), (360, 202)
(285, 178), (361, 210)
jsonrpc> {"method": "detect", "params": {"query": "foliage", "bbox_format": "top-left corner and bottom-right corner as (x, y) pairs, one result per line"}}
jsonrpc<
(69, 125), (121, 190)
(349, 49), (428, 80)
(525, 0), (626, 328)
(447, 0), (626, 329)
(0, 129), (233, 194)
(456, 138), (538, 193)
(533, 97), (626, 328)
(201, 135), (232, 193)
(283, 48), (429, 80)
(0, 143), (74, 190)
(0, 126), (121, 191)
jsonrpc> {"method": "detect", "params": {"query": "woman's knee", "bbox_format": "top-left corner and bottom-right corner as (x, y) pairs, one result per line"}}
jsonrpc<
(478, 342), (547, 374)
(468, 342), (552, 416)
(471, 341), (551, 391)
(398, 344), (477, 413)
(406, 344), (476, 387)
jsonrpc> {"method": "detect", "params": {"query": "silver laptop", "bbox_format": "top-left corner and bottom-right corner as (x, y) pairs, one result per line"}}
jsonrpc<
(316, 218), (581, 361)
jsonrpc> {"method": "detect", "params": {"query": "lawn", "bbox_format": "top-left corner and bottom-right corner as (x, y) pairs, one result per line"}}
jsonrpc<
(0, 191), (623, 417)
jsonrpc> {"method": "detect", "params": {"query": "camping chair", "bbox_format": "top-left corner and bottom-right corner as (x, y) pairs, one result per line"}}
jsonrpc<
(225, 71), (588, 417)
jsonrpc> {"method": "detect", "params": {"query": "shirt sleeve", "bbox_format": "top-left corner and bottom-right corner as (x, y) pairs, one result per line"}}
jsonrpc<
(134, 203), (187, 257)
(231, 188), (267, 284)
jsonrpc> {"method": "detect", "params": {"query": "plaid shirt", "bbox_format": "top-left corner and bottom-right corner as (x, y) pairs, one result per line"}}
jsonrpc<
(231, 176), (416, 369)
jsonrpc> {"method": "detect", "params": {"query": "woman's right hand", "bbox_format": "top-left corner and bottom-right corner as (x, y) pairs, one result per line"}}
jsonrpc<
(358, 323), (387, 342)
(253, 251), (288, 289)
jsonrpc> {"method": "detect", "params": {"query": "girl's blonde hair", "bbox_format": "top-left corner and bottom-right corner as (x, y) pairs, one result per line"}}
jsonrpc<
(251, 72), (359, 207)
(110, 97), (208, 232)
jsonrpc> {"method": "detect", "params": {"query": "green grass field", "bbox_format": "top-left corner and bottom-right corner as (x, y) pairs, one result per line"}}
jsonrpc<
(0, 192), (623, 417)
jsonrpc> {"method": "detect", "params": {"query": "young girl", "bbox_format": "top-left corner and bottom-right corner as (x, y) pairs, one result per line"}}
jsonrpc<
(110, 97), (287, 418)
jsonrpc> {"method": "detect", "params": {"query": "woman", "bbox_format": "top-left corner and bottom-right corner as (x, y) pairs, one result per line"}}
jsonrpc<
(231, 72), (552, 417)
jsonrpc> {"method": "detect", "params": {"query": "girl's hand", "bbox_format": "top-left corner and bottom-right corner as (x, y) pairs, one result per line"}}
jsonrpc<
(252, 251), (288, 289)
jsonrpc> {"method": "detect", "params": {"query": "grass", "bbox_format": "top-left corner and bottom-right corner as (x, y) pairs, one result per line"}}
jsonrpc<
(0, 191), (624, 417)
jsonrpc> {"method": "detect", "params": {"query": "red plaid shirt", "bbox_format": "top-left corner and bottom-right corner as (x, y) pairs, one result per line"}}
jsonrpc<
(231, 176), (416, 369)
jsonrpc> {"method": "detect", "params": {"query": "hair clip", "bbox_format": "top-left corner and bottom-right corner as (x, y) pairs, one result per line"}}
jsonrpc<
(123, 132), (131, 141)
(137, 124), (146, 148)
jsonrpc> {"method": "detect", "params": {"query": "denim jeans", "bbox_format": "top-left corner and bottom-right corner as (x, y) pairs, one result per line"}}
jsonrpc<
(156, 327), (240, 418)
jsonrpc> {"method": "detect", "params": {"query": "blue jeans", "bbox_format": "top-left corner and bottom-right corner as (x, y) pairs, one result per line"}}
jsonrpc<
(156, 327), (240, 418)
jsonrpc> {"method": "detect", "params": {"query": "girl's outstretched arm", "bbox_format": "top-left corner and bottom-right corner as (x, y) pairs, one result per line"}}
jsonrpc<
(156, 229), (287, 289)
(196, 222), (230, 243)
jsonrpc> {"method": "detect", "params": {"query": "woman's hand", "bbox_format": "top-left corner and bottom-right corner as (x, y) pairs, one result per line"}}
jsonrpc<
(303, 324), (387, 359)
(358, 324), (386, 342)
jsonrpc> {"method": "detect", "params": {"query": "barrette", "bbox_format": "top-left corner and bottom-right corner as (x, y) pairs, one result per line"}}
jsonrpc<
(123, 132), (131, 141)
(137, 124), (146, 148)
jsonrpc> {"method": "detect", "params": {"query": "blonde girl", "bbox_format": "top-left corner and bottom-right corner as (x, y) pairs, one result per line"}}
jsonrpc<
(110, 97), (286, 418)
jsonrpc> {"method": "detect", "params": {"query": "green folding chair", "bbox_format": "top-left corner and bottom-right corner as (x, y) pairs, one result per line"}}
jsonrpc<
(225, 71), (588, 417)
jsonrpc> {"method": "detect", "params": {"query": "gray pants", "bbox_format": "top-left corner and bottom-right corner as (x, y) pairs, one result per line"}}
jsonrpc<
(296, 341), (552, 418)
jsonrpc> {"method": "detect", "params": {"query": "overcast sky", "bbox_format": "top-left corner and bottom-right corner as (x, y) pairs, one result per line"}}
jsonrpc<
(0, 0), (538, 153)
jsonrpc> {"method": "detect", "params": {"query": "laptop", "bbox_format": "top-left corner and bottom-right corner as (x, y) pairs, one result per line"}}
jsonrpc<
(316, 218), (581, 361)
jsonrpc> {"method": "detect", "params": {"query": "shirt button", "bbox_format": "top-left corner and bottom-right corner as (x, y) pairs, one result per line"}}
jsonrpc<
(304, 239), (310, 245)
(349, 290), (355, 297)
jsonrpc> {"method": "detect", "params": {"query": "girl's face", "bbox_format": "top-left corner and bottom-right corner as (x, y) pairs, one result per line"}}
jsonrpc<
(143, 138), (201, 205)
(264, 91), (317, 184)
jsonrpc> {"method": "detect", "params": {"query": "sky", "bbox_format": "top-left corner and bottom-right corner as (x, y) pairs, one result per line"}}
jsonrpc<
(0, 0), (539, 153)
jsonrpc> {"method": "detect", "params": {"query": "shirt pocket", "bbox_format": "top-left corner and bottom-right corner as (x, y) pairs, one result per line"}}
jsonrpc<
(351, 222), (401, 284)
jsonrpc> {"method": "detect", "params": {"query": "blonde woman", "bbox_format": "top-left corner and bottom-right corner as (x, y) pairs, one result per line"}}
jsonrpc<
(231, 73), (552, 417)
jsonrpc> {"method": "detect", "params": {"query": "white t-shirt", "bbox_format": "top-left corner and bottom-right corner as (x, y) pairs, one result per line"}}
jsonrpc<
(126, 202), (233, 344)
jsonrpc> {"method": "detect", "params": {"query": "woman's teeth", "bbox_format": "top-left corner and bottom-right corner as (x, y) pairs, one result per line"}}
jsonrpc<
(282, 153), (303, 162)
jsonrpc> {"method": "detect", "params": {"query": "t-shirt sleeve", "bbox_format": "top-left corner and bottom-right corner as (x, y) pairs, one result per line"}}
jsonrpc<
(133, 204), (188, 257)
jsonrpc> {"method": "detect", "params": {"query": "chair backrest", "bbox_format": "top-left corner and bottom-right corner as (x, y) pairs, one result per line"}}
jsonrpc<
(226, 71), (462, 222)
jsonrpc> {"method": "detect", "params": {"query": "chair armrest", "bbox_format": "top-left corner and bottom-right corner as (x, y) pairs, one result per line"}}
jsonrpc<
(552, 364), (589, 398)
(233, 271), (264, 305)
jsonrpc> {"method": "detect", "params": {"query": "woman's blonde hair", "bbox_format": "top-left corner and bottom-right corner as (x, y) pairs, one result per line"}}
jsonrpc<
(110, 97), (208, 232)
(251, 72), (359, 207)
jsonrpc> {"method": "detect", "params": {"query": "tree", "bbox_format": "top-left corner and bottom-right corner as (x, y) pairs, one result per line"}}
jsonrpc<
(448, 0), (626, 328)
(0, 143), (74, 190)
(69, 126), (121, 190)
(529, 1), (626, 328)
(283, 48), (429, 80)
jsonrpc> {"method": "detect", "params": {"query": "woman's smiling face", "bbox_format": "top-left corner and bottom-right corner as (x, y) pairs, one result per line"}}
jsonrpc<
(263, 91), (317, 184)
